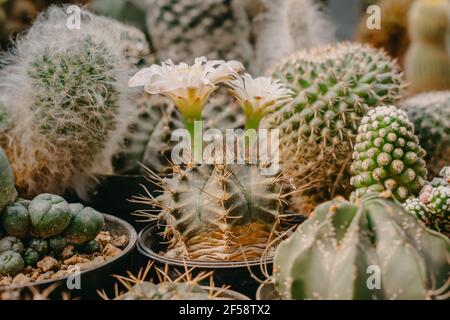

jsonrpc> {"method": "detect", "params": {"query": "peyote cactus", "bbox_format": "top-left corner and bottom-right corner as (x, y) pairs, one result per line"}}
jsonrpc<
(273, 193), (450, 300)
(134, 163), (287, 261)
(63, 207), (105, 245)
(0, 250), (25, 277)
(0, 6), (136, 199)
(401, 91), (450, 177)
(1, 201), (30, 238)
(0, 147), (17, 211)
(404, 0), (450, 94)
(266, 42), (404, 214)
(350, 106), (428, 200)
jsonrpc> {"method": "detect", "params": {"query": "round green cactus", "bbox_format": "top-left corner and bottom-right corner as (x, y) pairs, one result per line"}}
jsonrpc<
(0, 236), (24, 254)
(428, 186), (450, 214)
(28, 238), (49, 256)
(404, 197), (429, 224)
(29, 194), (71, 238)
(401, 91), (450, 177)
(63, 207), (105, 245)
(23, 248), (40, 267)
(273, 193), (450, 300)
(0, 147), (17, 212)
(0, 250), (24, 276)
(48, 236), (67, 254)
(82, 240), (102, 254)
(267, 42), (404, 214)
(350, 106), (428, 200)
(1, 201), (30, 238)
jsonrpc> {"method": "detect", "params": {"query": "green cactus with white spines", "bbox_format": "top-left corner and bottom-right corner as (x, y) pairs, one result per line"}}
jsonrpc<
(350, 106), (428, 200)
(0, 7), (136, 198)
(136, 163), (286, 261)
(401, 91), (450, 177)
(404, 197), (429, 224)
(266, 42), (404, 214)
(273, 193), (450, 300)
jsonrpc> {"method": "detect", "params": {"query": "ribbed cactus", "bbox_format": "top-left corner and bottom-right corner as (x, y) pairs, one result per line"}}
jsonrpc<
(404, 168), (449, 238)
(114, 93), (244, 174)
(405, 0), (450, 94)
(266, 42), (404, 214)
(0, 7), (136, 198)
(135, 163), (286, 261)
(401, 91), (450, 177)
(350, 106), (428, 200)
(273, 193), (450, 300)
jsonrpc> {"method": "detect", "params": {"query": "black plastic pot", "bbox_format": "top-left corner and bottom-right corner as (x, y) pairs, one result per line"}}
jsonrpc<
(81, 174), (162, 232)
(136, 223), (275, 299)
(0, 214), (137, 300)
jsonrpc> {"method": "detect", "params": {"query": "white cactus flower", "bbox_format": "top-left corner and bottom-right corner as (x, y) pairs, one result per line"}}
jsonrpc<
(228, 73), (293, 129)
(129, 56), (244, 120)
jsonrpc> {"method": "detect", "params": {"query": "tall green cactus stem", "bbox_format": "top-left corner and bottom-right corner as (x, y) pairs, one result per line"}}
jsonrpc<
(135, 163), (286, 261)
(267, 42), (404, 214)
(350, 106), (428, 200)
(405, 0), (450, 94)
(401, 91), (450, 177)
(273, 193), (450, 300)
(0, 7), (135, 198)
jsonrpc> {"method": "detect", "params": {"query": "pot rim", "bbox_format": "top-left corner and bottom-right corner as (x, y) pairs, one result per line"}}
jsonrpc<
(137, 224), (275, 269)
(0, 214), (137, 292)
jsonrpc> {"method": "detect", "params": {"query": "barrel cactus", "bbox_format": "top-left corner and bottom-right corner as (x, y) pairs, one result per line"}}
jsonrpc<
(404, 0), (450, 94)
(401, 91), (450, 177)
(0, 147), (17, 211)
(266, 42), (404, 214)
(350, 106), (428, 200)
(135, 163), (286, 261)
(273, 193), (450, 300)
(28, 194), (71, 239)
(0, 6), (136, 199)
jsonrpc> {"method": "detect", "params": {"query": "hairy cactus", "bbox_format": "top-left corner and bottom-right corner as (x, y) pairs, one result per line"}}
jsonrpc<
(405, 0), (450, 94)
(350, 106), (428, 200)
(114, 93), (244, 174)
(266, 42), (404, 214)
(134, 163), (286, 261)
(273, 193), (450, 300)
(401, 91), (450, 177)
(0, 7), (136, 198)
(355, 0), (413, 67)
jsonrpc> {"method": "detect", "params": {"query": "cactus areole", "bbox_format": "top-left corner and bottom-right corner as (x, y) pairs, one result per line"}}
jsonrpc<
(273, 193), (450, 300)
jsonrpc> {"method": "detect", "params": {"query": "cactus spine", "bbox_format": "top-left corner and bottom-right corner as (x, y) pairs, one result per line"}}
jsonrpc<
(350, 106), (428, 200)
(267, 42), (404, 214)
(273, 193), (450, 300)
(401, 91), (450, 177)
(405, 0), (450, 94)
(0, 7), (136, 198)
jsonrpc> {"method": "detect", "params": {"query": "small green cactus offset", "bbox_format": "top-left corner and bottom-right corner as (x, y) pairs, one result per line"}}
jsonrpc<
(267, 42), (404, 214)
(273, 193), (450, 300)
(0, 147), (17, 212)
(350, 106), (428, 200)
(401, 91), (450, 177)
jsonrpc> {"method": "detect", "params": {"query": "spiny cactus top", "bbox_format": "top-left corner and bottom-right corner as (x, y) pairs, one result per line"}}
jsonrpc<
(351, 106), (428, 200)
(267, 42), (404, 214)
(0, 7), (136, 198)
(273, 193), (450, 300)
(401, 91), (450, 177)
(135, 163), (286, 261)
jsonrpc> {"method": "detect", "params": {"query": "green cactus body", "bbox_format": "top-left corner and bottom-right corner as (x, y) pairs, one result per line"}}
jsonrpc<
(267, 42), (404, 214)
(0, 7), (136, 199)
(146, 0), (253, 66)
(405, 0), (450, 94)
(0, 147), (17, 212)
(117, 282), (210, 300)
(401, 91), (450, 177)
(404, 197), (429, 224)
(0, 236), (24, 255)
(63, 207), (105, 245)
(273, 194), (450, 300)
(1, 201), (30, 238)
(48, 236), (67, 254)
(0, 250), (24, 276)
(28, 238), (49, 256)
(350, 106), (428, 200)
(28, 194), (71, 239)
(23, 248), (40, 267)
(144, 163), (284, 261)
(82, 240), (102, 254)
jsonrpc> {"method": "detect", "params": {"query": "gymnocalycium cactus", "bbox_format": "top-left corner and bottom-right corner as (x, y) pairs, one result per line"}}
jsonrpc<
(0, 7), (136, 198)
(267, 42), (404, 214)
(273, 193), (450, 300)
(350, 106), (428, 200)
(401, 91), (450, 177)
